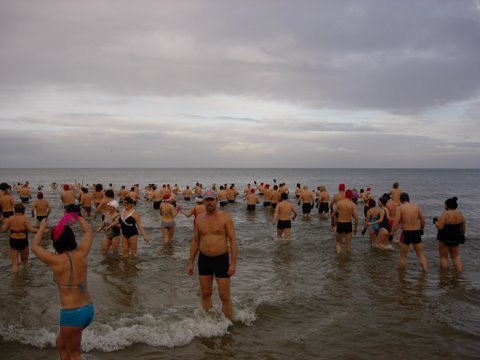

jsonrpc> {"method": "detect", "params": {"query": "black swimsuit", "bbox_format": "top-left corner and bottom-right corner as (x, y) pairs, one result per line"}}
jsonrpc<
(437, 223), (462, 247)
(120, 210), (138, 239)
(9, 230), (29, 251)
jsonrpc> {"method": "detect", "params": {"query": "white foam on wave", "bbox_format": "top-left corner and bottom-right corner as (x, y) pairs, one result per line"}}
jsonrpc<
(0, 324), (56, 348)
(0, 306), (258, 352)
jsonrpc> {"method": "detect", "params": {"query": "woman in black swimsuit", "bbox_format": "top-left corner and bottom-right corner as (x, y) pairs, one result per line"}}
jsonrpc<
(119, 197), (149, 257)
(1, 203), (38, 272)
(434, 197), (466, 271)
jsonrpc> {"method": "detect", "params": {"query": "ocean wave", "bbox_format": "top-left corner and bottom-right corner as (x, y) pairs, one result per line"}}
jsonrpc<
(0, 307), (257, 352)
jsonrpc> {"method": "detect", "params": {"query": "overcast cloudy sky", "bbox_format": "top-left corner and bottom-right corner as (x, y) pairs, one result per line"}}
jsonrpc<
(1, 0), (479, 168)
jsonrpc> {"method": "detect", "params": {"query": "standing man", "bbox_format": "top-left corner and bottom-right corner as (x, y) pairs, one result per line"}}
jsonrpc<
(187, 190), (238, 321)
(31, 192), (51, 225)
(391, 192), (428, 272)
(332, 189), (358, 254)
(60, 184), (76, 213)
(389, 182), (402, 205)
(300, 185), (314, 220)
(273, 192), (297, 240)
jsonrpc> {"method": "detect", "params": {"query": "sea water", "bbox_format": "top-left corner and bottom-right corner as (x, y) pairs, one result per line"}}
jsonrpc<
(0, 168), (479, 359)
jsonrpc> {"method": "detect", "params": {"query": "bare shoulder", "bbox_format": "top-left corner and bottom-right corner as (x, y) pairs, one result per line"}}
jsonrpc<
(219, 210), (233, 221)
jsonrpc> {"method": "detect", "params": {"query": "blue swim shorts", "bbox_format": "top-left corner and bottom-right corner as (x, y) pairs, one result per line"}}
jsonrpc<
(60, 303), (94, 328)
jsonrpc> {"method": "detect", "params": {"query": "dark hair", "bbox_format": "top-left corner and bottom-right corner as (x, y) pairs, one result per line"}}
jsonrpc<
(104, 189), (114, 198)
(379, 197), (388, 206)
(445, 197), (458, 210)
(281, 192), (288, 200)
(124, 196), (135, 205)
(37, 192), (44, 199)
(95, 183), (103, 192)
(14, 203), (26, 214)
(400, 192), (410, 203)
(51, 225), (77, 253)
(368, 199), (376, 208)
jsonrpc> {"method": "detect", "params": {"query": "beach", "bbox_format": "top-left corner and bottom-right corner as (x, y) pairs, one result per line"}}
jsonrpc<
(0, 168), (479, 359)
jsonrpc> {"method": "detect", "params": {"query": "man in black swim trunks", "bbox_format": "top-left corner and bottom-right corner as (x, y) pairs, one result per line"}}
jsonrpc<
(187, 190), (238, 320)
(391, 192), (428, 272)
(332, 189), (358, 254)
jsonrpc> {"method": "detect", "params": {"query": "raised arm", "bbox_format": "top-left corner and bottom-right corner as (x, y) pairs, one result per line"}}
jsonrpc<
(76, 216), (93, 256)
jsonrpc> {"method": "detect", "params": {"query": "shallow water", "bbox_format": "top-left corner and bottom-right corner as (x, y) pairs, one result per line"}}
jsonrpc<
(0, 168), (479, 359)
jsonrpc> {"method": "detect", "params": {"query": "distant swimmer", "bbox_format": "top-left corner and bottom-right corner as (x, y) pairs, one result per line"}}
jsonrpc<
(182, 196), (206, 226)
(332, 189), (358, 254)
(262, 184), (272, 207)
(182, 185), (193, 201)
(270, 184), (281, 210)
(118, 185), (128, 203)
(300, 185), (314, 220)
(159, 194), (178, 244)
(245, 188), (259, 211)
(272, 192), (297, 240)
(389, 182), (401, 205)
(316, 185), (330, 218)
(78, 187), (93, 218)
(31, 192), (51, 226)
(226, 184), (237, 204)
(391, 193), (427, 272)
(434, 196), (466, 271)
(1, 184), (15, 222)
(218, 186), (228, 207)
(31, 214), (94, 360)
(60, 184), (76, 213)
(19, 184), (31, 203)
(187, 190), (238, 321)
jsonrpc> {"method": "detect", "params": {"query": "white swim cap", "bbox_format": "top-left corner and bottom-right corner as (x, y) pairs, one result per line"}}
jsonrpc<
(107, 200), (119, 210)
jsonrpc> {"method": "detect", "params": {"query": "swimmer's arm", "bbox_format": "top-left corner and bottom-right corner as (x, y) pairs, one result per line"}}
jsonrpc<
(25, 218), (38, 233)
(182, 208), (194, 217)
(353, 205), (358, 229)
(1, 219), (10, 232)
(435, 213), (447, 229)
(391, 207), (402, 235)
(418, 207), (426, 230)
(272, 206), (279, 225)
(133, 211), (149, 242)
(76, 217), (94, 256)
(227, 217), (238, 276)
(188, 224), (201, 275)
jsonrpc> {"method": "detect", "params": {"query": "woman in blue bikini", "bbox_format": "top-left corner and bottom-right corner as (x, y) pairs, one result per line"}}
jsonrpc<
(31, 213), (93, 360)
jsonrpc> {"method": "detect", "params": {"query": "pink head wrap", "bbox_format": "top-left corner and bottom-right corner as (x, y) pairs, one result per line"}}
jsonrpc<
(52, 213), (80, 241)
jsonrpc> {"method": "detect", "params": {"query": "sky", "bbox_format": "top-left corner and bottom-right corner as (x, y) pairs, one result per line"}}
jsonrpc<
(1, 0), (480, 168)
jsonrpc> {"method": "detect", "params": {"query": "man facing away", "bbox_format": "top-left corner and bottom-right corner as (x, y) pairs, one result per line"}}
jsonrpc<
(391, 192), (428, 272)
(272, 192), (297, 239)
(332, 189), (358, 254)
(187, 190), (238, 320)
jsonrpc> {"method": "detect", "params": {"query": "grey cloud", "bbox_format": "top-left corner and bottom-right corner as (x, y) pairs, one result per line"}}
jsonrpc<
(1, 1), (480, 113)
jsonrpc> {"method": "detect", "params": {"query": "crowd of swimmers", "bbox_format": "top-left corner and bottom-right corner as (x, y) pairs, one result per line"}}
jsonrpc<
(0, 179), (468, 358)
(0, 179), (467, 274)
